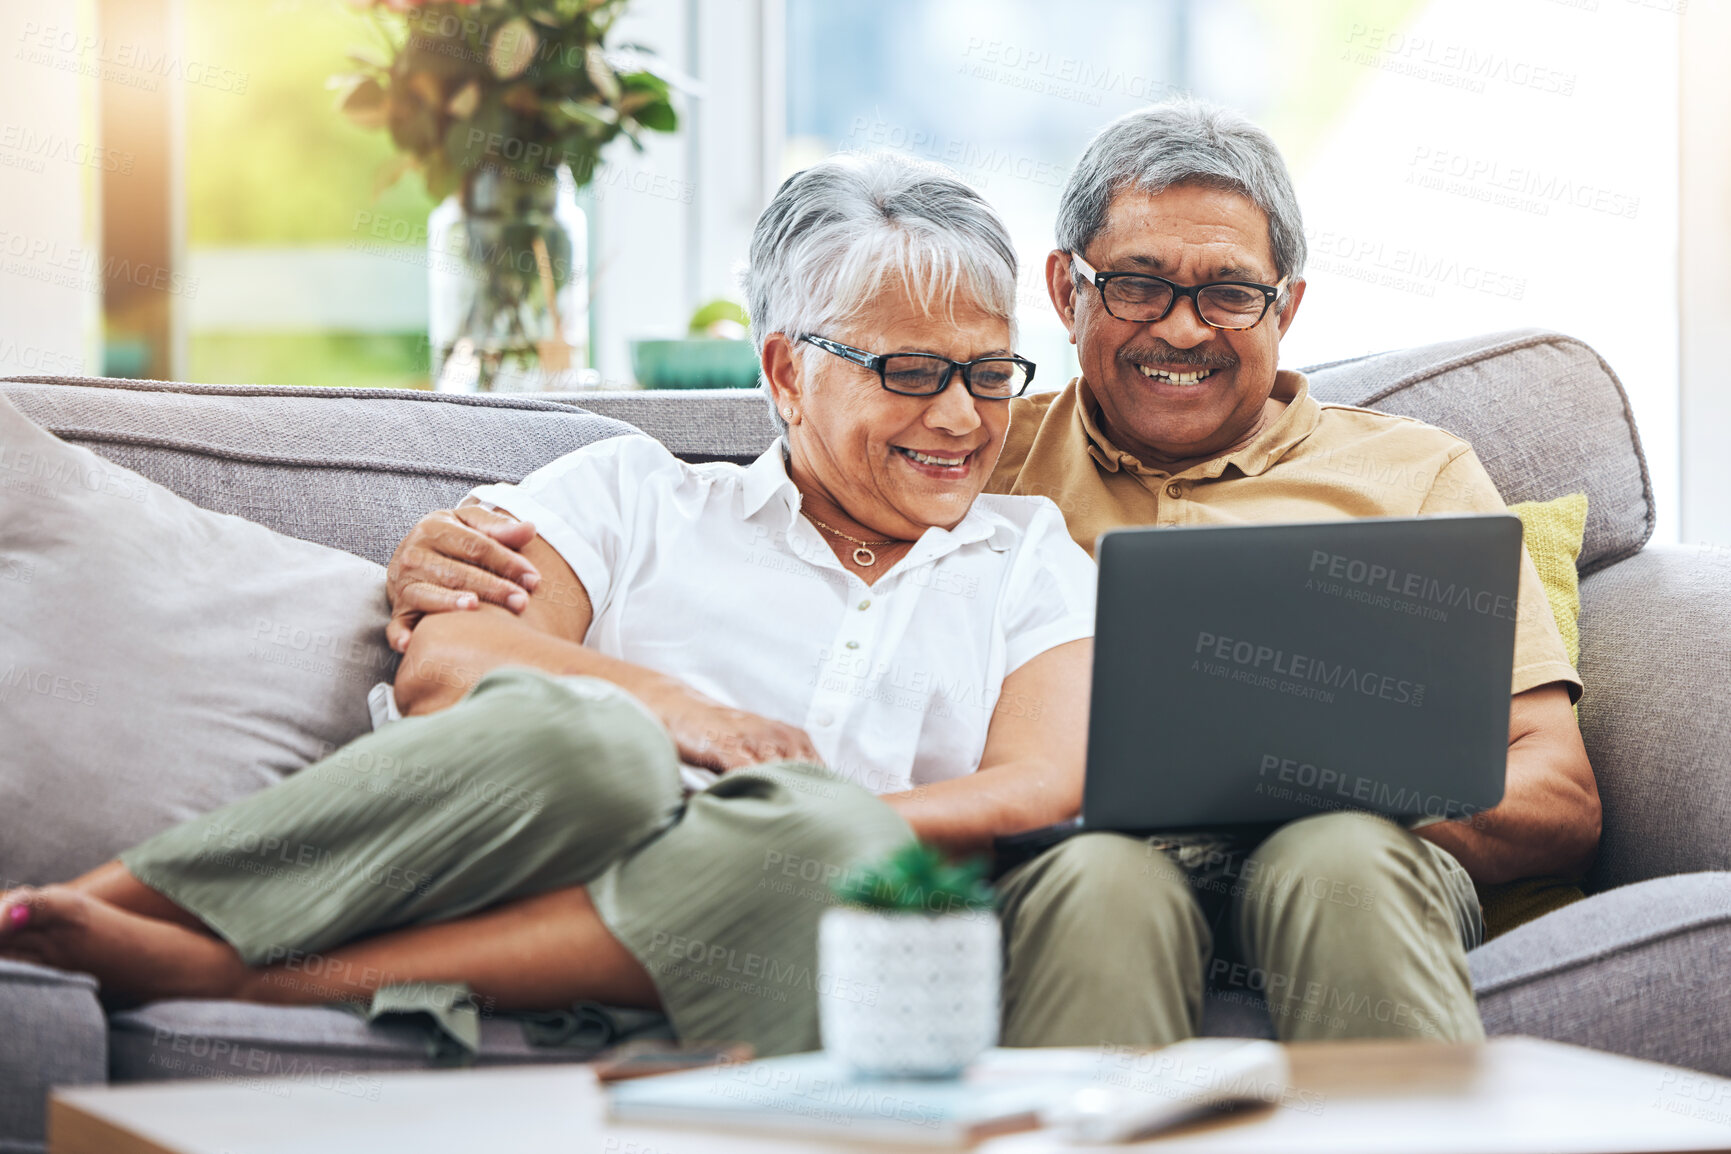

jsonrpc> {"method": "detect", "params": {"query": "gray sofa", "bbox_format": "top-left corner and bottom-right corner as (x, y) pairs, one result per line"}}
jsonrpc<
(4, 328), (1731, 1152)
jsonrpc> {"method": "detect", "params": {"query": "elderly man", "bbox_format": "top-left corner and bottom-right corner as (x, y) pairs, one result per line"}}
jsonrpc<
(384, 101), (1598, 1048)
(983, 100), (1597, 1047)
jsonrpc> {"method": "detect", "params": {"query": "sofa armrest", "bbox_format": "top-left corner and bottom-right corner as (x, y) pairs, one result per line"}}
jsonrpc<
(0, 961), (106, 1153)
(1578, 545), (1731, 892)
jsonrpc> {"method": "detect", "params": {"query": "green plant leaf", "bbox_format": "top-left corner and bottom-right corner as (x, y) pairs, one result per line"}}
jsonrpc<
(688, 298), (749, 336)
(443, 115), (489, 178)
(488, 16), (538, 81)
(584, 45), (622, 103)
(618, 69), (671, 98)
(555, 98), (617, 132)
(631, 99), (676, 133)
(338, 0), (679, 204)
(833, 842), (996, 915)
(387, 85), (443, 157)
(338, 76), (388, 130)
(500, 82), (541, 116)
(403, 68), (444, 110)
(446, 79), (481, 120)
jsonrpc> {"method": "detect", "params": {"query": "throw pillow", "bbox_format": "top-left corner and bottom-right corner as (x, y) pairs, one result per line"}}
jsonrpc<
(0, 394), (393, 886)
(1476, 492), (1590, 940)
(1508, 492), (1589, 665)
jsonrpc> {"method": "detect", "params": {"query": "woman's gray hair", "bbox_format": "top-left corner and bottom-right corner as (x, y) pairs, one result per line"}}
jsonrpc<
(1055, 99), (1305, 286)
(745, 151), (1018, 430)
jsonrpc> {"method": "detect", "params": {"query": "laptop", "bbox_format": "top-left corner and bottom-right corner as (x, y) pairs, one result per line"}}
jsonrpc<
(998, 514), (1522, 856)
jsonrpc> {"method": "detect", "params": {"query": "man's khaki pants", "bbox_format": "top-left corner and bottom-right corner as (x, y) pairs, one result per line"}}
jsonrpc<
(996, 813), (1485, 1045)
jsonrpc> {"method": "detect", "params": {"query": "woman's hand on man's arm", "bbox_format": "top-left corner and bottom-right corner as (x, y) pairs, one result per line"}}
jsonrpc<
(384, 502), (540, 653)
(880, 638), (1091, 859)
(393, 530), (822, 771)
(395, 609), (821, 771)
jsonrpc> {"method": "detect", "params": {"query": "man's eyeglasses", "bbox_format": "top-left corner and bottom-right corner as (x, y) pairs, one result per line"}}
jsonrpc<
(1070, 253), (1288, 331)
(798, 335), (1036, 400)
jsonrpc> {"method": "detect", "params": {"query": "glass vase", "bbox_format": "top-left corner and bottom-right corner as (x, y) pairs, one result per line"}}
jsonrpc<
(427, 165), (589, 392)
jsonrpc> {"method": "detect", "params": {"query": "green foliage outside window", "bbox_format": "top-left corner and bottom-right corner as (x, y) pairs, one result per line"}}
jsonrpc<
(185, 1), (436, 245)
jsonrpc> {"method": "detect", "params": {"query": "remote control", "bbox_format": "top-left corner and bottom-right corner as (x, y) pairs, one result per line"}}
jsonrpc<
(1043, 1038), (1291, 1143)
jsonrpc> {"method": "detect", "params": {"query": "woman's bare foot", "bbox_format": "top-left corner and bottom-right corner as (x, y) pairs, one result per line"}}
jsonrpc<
(0, 886), (249, 1007)
(0, 887), (81, 966)
(0, 883), (660, 1015)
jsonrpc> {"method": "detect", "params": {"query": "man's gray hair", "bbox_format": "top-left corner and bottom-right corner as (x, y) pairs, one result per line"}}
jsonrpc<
(745, 151), (1018, 430)
(1055, 99), (1305, 284)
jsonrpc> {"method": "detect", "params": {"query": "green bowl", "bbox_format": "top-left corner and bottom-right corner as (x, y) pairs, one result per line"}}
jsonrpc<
(629, 339), (761, 390)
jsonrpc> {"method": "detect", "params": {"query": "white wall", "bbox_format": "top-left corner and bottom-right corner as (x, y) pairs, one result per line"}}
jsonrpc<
(1680, 0), (1731, 548)
(1283, 0), (1682, 542)
(587, 0), (779, 386)
(0, 0), (102, 378)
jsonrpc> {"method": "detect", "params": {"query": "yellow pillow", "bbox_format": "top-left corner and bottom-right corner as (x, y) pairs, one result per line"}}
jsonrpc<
(1507, 491), (1588, 665)
(1477, 492), (1589, 940)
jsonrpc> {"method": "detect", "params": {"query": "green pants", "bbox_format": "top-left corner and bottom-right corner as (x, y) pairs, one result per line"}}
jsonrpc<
(124, 668), (911, 1057)
(995, 816), (1485, 1045)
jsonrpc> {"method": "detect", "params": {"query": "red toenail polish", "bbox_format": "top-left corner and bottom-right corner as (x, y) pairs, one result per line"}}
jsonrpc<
(5, 905), (28, 928)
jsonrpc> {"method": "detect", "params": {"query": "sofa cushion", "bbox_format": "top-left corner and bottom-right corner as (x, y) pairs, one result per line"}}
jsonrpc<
(106, 999), (673, 1082)
(1577, 546), (1731, 891)
(0, 961), (104, 1154)
(0, 376), (638, 567)
(0, 395), (391, 885)
(1471, 873), (1731, 1077)
(547, 388), (778, 467)
(1304, 329), (1653, 576)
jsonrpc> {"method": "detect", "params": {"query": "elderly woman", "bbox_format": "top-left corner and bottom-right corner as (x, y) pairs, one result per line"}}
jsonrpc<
(0, 152), (1095, 1056)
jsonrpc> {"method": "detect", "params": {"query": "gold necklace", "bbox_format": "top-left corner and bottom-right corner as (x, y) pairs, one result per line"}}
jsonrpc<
(804, 512), (899, 567)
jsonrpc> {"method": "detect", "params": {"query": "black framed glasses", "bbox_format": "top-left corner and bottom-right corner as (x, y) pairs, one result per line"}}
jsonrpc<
(1070, 253), (1288, 331)
(799, 334), (1036, 399)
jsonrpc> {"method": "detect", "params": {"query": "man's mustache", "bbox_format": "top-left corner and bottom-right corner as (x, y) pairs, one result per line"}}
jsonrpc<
(1121, 343), (1238, 371)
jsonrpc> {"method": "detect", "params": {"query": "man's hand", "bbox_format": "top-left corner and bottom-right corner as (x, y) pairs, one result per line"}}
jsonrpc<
(385, 505), (542, 652)
(658, 696), (824, 772)
(1417, 682), (1600, 884)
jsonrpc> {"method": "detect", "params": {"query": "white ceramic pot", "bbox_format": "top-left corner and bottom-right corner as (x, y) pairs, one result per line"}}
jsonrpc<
(817, 906), (1000, 1078)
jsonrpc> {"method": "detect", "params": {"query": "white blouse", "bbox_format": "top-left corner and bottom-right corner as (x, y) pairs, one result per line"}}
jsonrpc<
(461, 434), (1096, 796)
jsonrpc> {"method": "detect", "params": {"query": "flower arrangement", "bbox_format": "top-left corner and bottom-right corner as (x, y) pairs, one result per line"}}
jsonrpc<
(335, 0), (678, 200)
(832, 842), (996, 916)
(333, 0), (680, 390)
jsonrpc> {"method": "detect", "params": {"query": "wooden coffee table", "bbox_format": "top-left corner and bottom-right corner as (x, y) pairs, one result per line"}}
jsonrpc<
(48, 1037), (1731, 1153)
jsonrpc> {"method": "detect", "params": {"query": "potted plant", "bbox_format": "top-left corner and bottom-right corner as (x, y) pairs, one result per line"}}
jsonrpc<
(819, 842), (1000, 1079)
(334, 0), (679, 391)
(629, 299), (761, 390)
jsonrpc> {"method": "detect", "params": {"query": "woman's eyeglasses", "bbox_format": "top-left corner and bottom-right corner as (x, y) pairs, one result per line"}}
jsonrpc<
(798, 335), (1037, 400)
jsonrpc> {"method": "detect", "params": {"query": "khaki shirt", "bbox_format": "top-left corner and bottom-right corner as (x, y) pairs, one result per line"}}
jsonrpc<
(989, 371), (1581, 700)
